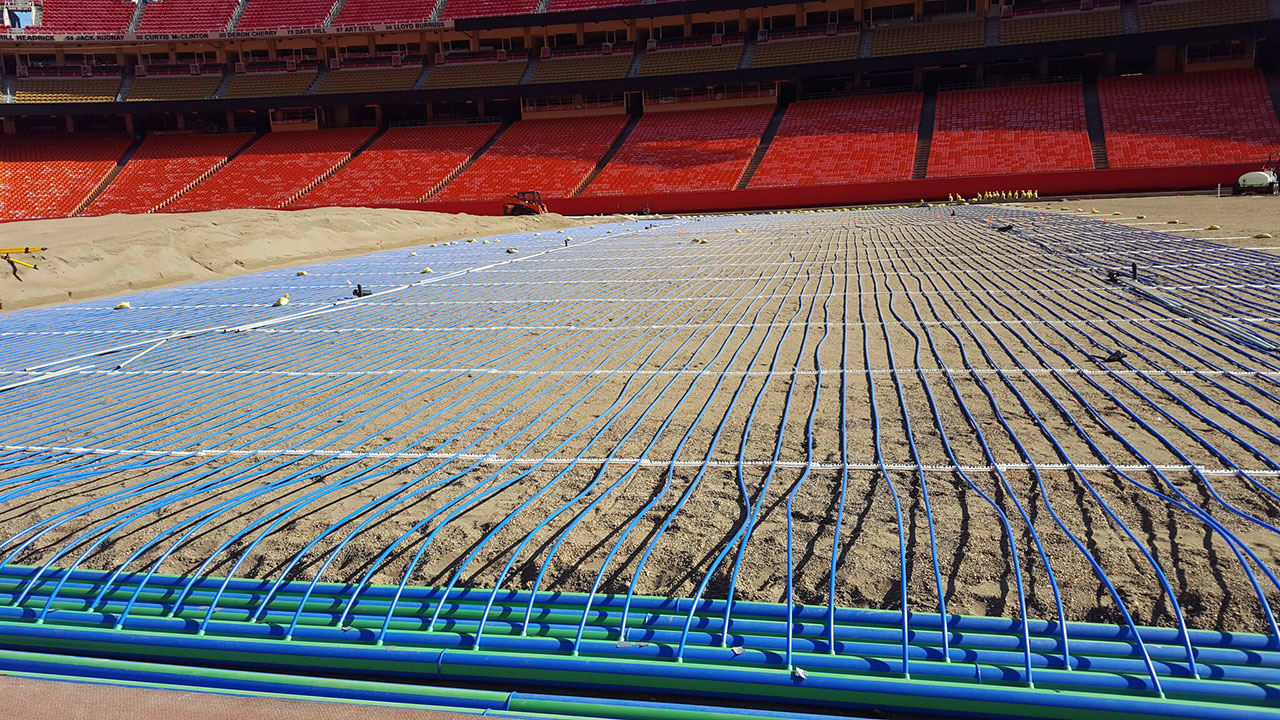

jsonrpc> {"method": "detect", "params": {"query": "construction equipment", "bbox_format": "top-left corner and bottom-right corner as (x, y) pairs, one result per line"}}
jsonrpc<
(502, 191), (548, 216)
(1, 247), (45, 277)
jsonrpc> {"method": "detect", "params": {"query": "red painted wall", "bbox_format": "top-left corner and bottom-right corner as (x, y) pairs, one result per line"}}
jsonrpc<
(369, 163), (1256, 217)
(0, 161), (1255, 223)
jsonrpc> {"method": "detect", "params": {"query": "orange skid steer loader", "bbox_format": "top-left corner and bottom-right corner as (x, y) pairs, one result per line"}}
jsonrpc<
(502, 191), (548, 216)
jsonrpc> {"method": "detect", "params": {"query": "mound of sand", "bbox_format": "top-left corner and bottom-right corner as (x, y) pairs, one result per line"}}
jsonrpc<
(0, 208), (626, 312)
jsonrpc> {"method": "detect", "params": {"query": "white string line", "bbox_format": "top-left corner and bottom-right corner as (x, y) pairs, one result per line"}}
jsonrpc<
(3, 443), (1275, 478)
(327, 245), (1274, 274)
(277, 245), (1254, 277)
(0, 329), (175, 337)
(6, 277), (1266, 369)
(5, 366), (1280, 380)
(102, 272), (1280, 294)
(227, 315), (1280, 332)
(1, 312), (1250, 339)
(32, 275), (1280, 313)
(426, 275), (1280, 288)
(895, 237), (1237, 249)
(12, 297), (1280, 338)
(53, 282), (1280, 312)
(140, 283), (409, 292)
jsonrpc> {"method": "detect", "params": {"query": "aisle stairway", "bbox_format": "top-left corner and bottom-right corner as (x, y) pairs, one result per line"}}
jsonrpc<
(1084, 79), (1110, 169)
(912, 92), (936, 179)
(735, 101), (789, 189)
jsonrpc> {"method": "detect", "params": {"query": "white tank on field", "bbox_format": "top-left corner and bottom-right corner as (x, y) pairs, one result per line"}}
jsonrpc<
(1235, 170), (1278, 194)
(1234, 156), (1280, 195)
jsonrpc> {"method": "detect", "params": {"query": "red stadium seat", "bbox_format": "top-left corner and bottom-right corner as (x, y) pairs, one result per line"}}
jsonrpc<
(236, 0), (334, 30)
(439, 0), (538, 20)
(162, 127), (376, 212)
(84, 133), (254, 215)
(749, 94), (921, 188)
(435, 115), (627, 200)
(1099, 69), (1280, 168)
(25, 0), (135, 34)
(333, 0), (435, 25)
(138, 0), (238, 33)
(927, 83), (1093, 177)
(545, 0), (642, 11)
(582, 105), (773, 196)
(0, 134), (131, 221)
(294, 124), (500, 207)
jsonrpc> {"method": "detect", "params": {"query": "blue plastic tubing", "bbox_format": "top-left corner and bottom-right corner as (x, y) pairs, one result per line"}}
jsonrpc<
(3, 212), (1280, 720)
(0, 575), (1276, 720)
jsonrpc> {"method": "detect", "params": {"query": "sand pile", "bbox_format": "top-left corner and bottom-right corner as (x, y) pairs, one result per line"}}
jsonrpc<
(0, 208), (625, 312)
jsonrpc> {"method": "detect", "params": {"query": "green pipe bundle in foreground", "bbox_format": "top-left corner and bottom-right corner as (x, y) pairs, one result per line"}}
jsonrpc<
(0, 566), (1276, 719)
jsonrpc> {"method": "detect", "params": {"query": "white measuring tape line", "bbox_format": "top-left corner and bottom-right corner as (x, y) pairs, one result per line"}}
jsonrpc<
(3, 443), (1276, 477)
(4, 366), (1280, 380)
(5, 313), (1279, 339)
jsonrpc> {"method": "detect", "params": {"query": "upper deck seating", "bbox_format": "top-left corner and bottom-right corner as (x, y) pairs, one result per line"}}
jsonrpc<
(222, 71), (317, 98)
(751, 34), (860, 67)
(315, 66), (421, 94)
(15, 77), (121, 102)
(871, 18), (984, 56)
(530, 54), (633, 84)
(421, 61), (527, 89)
(638, 45), (743, 76)
(1136, 0), (1267, 32)
(126, 74), (222, 101)
(999, 8), (1123, 44)
(138, 0), (237, 33)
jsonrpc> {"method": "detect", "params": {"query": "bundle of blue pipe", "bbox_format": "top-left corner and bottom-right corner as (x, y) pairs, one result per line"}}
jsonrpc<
(0, 565), (1276, 719)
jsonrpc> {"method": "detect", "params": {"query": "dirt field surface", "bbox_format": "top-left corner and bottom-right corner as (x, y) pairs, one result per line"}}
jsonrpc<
(0, 208), (626, 312)
(0, 206), (1277, 637)
(1016, 195), (1280, 252)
